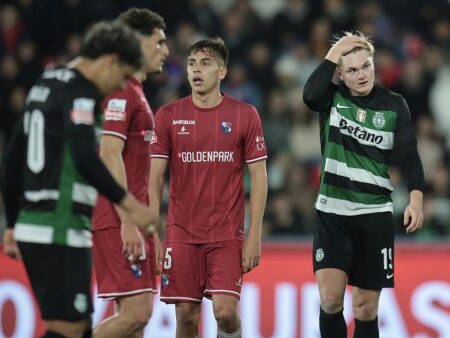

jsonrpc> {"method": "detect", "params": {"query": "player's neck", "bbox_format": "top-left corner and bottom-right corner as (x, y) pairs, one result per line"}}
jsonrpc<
(191, 91), (223, 109)
(133, 71), (146, 83)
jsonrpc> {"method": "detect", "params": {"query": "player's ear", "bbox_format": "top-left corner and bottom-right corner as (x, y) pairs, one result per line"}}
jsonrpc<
(219, 66), (227, 80)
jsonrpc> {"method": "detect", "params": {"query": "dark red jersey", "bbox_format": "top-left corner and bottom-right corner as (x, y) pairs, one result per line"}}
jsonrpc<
(92, 77), (154, 230)
(151, 95), (267, 243)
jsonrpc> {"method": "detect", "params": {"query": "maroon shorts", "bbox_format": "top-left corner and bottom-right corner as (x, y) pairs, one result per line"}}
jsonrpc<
(92, 227), (157, 299)
(160, 240), (243, 303)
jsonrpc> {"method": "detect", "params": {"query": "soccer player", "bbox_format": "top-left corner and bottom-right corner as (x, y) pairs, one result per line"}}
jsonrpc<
(0, 22), (152, 338)
(91, 8), (169, 338)
(149, 37), (268, 338)
(303, 32), (425, 338)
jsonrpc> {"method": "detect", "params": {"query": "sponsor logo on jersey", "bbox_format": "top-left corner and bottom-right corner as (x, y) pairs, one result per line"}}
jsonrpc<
(26, 86), (50, 104)
(177, 126), (190, 135)
(173, 120), (195, 125)
(220, 121), (232, 134)
(179, 151), (234, 163)
(356, 109), (367, 123)
(140, 129), (153, 142)
(43, 69), (75, 82)
(337, 103), (351, 109)
(315, 248), (325, 262)
(373, 111), (386, 129)
(70, 98), (95, 125)
(339, 119), (383, 144)
(104, 98), (127, 121)
(256, 135), (266, 151)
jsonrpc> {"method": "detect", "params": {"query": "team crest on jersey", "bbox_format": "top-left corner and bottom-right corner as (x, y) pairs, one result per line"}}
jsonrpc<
(140, 129), (153, 142)
(356, 109), (367, 123)
(373, 111), (385, 129)
(220, 121), (232, 134)
(161, 272), (173, 288)
(74, 293), (88, 313)
(315, 248), (325, 262)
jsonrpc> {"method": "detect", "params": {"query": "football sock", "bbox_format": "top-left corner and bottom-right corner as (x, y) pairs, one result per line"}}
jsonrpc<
(354, 317), (379, 338)
(42, 331), (68, 338)
(319, 308), (347, 338)
(217, 325), (242, 338)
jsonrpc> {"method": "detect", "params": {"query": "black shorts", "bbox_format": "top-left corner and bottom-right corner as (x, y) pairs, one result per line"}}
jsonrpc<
(313, 210), (395, 289)
(18, 242), (93, 321)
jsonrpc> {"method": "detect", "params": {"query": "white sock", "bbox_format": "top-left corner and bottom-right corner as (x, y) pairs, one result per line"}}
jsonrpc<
(217, 325), (242, 338)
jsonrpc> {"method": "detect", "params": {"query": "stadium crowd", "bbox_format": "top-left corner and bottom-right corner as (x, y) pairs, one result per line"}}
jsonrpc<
(0, 0), (449, 240)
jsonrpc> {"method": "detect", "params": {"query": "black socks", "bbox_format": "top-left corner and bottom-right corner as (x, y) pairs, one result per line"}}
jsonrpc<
(319, 308), (347, 338)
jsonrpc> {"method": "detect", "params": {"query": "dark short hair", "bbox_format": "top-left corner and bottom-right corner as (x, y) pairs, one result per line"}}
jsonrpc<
(117, 8), (166, 36)
(80, 21), (144, 71)
(187, 37), (229, 66)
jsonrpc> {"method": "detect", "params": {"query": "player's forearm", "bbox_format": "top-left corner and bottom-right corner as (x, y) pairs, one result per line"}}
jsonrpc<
(248, 170), (268, 239)
(148, 159), (168, 219)
(99, 150), (130, 223)
(1, 122), (25, 229)
(409, 190), (423, 208)
(148, 176), (163, 217)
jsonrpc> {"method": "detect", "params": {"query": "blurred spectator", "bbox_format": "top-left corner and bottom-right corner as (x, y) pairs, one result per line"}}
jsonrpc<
(395, 58), (431, 124)
(222, 62), (263, 109)
(0, 4), (23, 53)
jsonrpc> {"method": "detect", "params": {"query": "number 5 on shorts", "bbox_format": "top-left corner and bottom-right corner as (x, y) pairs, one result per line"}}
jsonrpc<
(163, 247), (172, 269)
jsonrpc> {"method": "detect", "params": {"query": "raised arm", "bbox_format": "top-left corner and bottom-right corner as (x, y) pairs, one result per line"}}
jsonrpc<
(303, 35), (367, 111)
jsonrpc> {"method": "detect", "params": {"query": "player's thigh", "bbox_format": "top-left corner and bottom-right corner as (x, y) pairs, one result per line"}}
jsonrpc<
(313, 211), (354, 274)
(117, 291), (153, 321)
(349, 212), (395, 289)
(18, 242), (93, 321)
(204, 240), (243, 300)
(92, 228), (156, 299)
(160, 242), (204, 303)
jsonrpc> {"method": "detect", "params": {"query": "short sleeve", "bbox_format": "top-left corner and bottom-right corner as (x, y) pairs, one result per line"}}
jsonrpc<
(150, 106), (171, 159)
(101, 88), (133, 141)
(244, 106), (268, 163)
(63, 82), (99, 128)
(394, 96), (417, 150)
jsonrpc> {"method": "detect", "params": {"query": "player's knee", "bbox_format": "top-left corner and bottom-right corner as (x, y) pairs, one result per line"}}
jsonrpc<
(121, 311), (151, 331)
(213, 304), (238, 327)
(320, 293), (344, 314)
(353, 301), (378, 321)
(176, 310), (199, 329)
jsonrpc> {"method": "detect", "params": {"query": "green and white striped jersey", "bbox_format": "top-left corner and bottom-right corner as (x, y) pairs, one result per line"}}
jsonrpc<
(13, 68), (102, 247)
(309, 80), (417, 216)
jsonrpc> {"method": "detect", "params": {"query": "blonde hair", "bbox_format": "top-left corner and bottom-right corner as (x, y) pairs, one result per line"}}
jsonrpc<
(333, 31), (375, 66)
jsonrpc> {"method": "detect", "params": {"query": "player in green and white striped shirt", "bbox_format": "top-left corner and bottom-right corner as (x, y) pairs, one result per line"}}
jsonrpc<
(303, 31), (424, 338)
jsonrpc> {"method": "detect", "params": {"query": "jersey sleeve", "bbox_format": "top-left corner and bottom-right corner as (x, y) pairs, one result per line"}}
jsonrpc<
(102, 87), (133, 141)
(1, 118), (26, 228)
(393, 96), (417, 149)
(63, 83), (126, 203)
(244, 106), (268, 163)
(303, 59), (337, 112)
(150, 106), (171, 159)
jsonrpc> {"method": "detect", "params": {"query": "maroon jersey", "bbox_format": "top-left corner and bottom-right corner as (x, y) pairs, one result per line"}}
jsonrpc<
(151, 95), (267, 243)
(92, 77), (154, 230)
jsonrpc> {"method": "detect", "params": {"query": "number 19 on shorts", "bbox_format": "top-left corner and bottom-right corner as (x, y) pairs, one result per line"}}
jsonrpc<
(381, 247), (393, 270)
